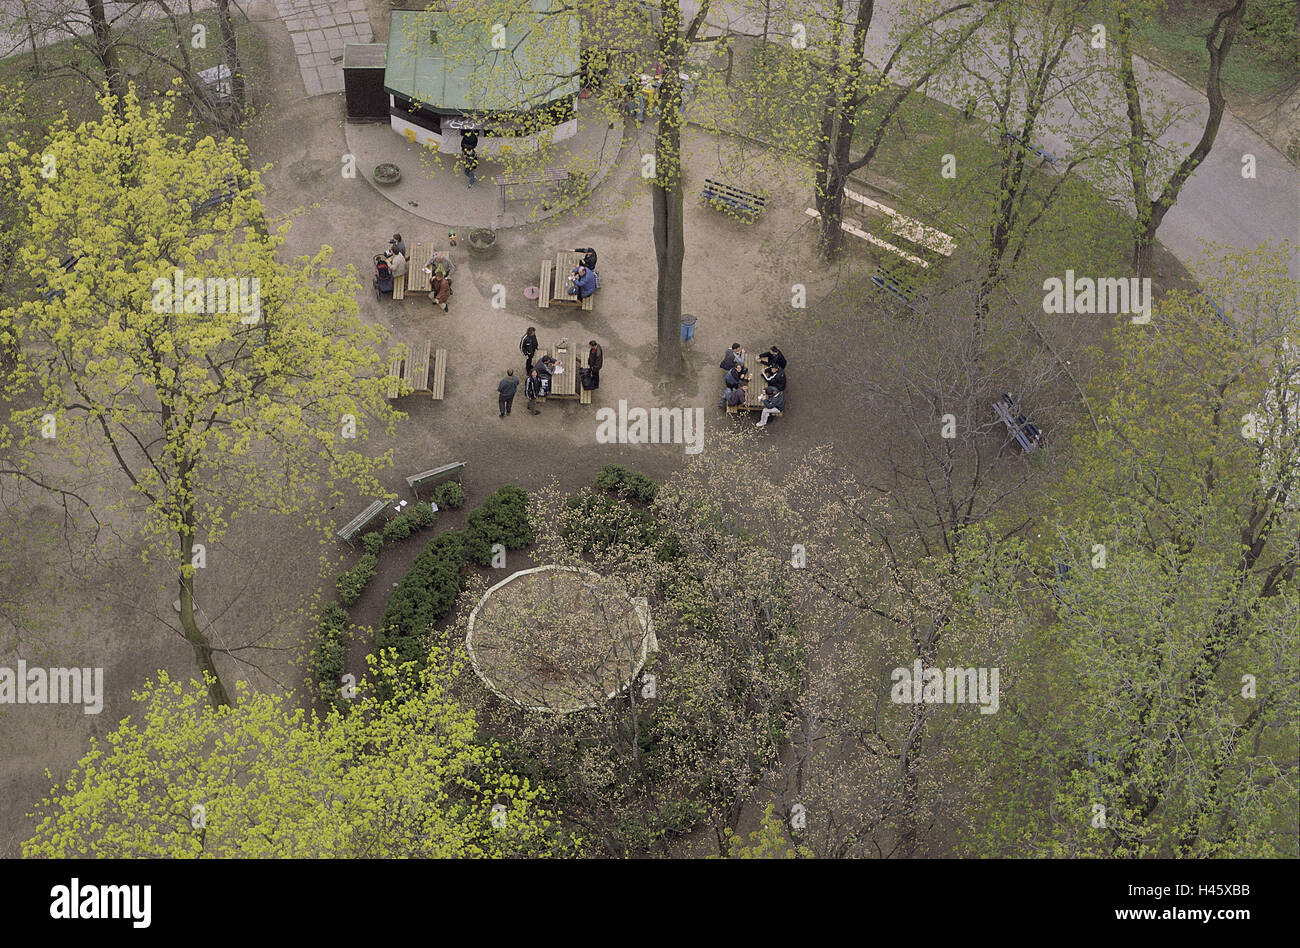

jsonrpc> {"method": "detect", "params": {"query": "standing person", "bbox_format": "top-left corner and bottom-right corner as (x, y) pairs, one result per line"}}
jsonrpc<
(755, 386), (785, 429)
(520, 327), (539, 374)
(525, 368), (543, 414)
(497, 368), (518, 418)
(389, 233), (407, 257)
(720, 342), (745, 372)
(586, 340), (603, 389)
(461, 128), (479, 189)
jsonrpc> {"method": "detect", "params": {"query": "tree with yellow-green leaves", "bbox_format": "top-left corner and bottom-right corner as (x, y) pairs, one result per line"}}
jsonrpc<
(963, 245), (1299, 857)
(23, 651), (575, 857)
(0, 90), (402, 709)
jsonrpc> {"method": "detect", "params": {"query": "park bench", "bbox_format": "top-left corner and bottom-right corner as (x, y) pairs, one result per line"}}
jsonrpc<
(386, 340), (434, 398)
(499, 167), (570, 201)
(843, 188), (956, 257)
(702, 178), (767, 220)
(431, 347), (448, 399)
(805, 208), (930, 268)
(1001, 131), (1057, 165)
(405, 460), (466, 500)
(337, 498), (388, 545)
(36, 253), (82, 302)
(871, 265), (923, 312)
(194, 176), (239, 214)
(992, 392), (1043, 453)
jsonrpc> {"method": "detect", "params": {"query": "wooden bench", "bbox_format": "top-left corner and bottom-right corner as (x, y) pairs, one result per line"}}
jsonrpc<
(538, 259), (552, 309)
(391, 265), (405, 300)
(993, 393), (1043, 453)
(871, 266), (923, 312)
(431, 348), (448, 400)
(337, 499), (388, 545)
(499, 167), (570, 201)
(843, 188), (956, 257)
(406, 460), (466, 500)
(386, 340), (433, 398)
(805, 208), (931, 268)
(702, 178), (767, 220)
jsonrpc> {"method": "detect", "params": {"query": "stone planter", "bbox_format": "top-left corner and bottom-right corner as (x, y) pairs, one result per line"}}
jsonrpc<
(373, 163), (401, 186)
(467, 227), (497, 257)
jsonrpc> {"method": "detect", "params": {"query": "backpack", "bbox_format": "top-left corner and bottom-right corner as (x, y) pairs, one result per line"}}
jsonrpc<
(720, 351), (736, 370)
(520, 333), (532, 353)
(592, 269), (602, 290)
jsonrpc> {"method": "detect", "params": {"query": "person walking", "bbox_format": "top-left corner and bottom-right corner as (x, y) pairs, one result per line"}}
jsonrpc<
(461, 129), (479, 188)
(520, 327), (539, 374)
(586, 340), (603, 389)
(497, 368), (519, 417)
(525, 368), (543, 414)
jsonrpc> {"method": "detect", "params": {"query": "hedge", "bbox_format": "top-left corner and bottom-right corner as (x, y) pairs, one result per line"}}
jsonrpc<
(430, 480), (467, 510)
(313, 604), (350, 713)
(594, 464), (659, 503)
(336, 552), (377, 606)
(465, 484), (534, 557)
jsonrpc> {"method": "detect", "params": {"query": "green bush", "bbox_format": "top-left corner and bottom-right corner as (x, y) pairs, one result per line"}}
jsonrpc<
(430, 480), (467, 510)
(594, 464), (659, 503)
(336, 553), (378, 606)
(382, 514), (414, 542)
(376, 531), (470, 668)
(313, 604), (350, 713)
(562, 491), (659, 555)
(411, 501), (437, 527)
(466, 485), (534, 551)
(361, 531), (384, 556)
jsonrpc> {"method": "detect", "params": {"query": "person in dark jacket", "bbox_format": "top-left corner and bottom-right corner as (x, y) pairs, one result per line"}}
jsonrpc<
(574, 247), (598, 270)
(569, 265), (597, 300)
(587, 340), (603, 389)
(389, 233), (407, 257)
(720, 342), (745, 373)
(724, 363), (749, 391)
(520, 327), (539, 374)
(719, 383), (747, 409)
(757, 345), (786, 370)
(755, 386), (785, 428)
(461, 129), (479, 188)
(498, 368), (519, 417)
(761, 363), (786, 392)
(525, 369), (544, 414)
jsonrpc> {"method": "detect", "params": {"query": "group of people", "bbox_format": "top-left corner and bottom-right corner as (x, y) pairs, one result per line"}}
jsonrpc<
(375, 233), (456, 311)
(498, 328), (604, 417)
(718, 343), (787, 428)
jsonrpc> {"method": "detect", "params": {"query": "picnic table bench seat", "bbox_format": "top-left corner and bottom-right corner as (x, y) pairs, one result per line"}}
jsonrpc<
(387, 340), (435, 398)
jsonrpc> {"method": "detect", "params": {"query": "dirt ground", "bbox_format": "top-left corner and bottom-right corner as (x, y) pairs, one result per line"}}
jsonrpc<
(0, 3), (1190, 854)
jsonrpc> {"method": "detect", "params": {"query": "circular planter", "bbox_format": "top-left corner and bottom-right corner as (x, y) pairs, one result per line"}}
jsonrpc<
(467, 227), (497, 257)
(373, 163), (401, 186)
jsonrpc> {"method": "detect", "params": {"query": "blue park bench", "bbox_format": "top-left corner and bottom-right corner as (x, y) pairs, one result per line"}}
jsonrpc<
(1001, 131), (1057, 165)
(702, 178), (767, 220)
(193, 176), (239, 214)
(35, 253), (82, 302)
(871, 265), (923, 313)
(992, 392), (1043, 452)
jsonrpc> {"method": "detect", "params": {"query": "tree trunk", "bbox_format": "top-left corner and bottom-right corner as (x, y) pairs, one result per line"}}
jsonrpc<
(652, 1), (688, 376)
(215, 0), (246, 110)
(177, 528), (230, 709)
(84, 0), (127, 114)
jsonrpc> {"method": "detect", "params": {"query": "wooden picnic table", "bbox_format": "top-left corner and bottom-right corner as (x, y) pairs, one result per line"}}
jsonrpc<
(408, 242), (434, 294)
(538, 251), (594, 311)
(535, 345), (592, 405)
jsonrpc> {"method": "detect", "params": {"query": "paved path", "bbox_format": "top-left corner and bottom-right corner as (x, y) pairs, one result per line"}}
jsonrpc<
(273, 0), (372, 96)
(687, 1), (1299, 278)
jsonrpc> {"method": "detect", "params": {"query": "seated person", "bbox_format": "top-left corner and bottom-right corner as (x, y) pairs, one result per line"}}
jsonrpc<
(429, 273), (451, 311)
(755, 386), (785, 429)
(568, 265), (598, 300)
(574, 247), (598, 270)
(389, 233), (407, 257)
(757, 345), (787, 370)
(387, 249), (408, 280)
(724, 364), (749, 390)
(719, 383), (748, 409)
(761, 364), (786, 392)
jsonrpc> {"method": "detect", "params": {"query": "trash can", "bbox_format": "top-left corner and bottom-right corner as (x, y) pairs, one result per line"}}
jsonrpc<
(680, 313), (697, 344)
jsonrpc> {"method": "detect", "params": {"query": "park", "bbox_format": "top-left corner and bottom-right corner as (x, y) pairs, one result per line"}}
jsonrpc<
(0, 0), (1296, 862)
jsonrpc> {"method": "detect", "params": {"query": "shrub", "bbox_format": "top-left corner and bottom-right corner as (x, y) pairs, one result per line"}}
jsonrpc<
(377, 531), (471, 663)
(411, 501), (438, 527)
(336, 553), (378, 606)
(466, 485), (534, 551)
(361, 531), (384, 556)
(594, 464), (659, 503)
(430, 480), (467, 510)
(313, 605), (350, 713)
(382, 515), (414, 543)
(562, 491), (658, 555)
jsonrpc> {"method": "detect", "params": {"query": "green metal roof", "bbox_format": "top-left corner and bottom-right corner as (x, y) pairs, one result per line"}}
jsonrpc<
(384, 2), (579, 112)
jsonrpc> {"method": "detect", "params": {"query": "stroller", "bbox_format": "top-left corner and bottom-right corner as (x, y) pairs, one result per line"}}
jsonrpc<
(373, 254), (394, 300)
